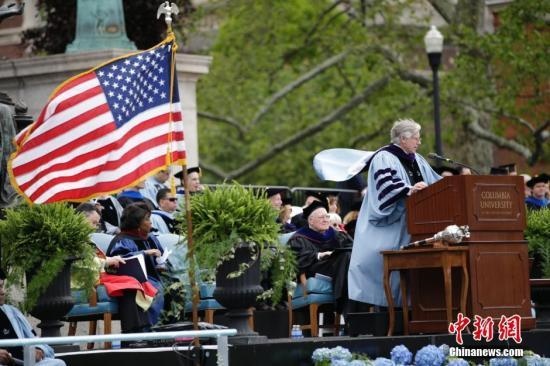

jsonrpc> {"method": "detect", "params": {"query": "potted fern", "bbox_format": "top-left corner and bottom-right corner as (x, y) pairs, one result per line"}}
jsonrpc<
(0, 202), (96, 336)
(525, 209), (550, 279)
(185, 183), (295, 340)
(525, 208), (550, 329)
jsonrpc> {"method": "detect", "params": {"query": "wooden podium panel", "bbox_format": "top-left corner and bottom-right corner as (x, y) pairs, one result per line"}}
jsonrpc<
(408, 268), (463, 333)
(468, 242), (532, 317)
(407, 175), (526, 240)
(405, 175), (535, 331)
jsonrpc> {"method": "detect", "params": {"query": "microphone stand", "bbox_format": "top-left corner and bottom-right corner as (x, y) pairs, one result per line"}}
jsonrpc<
(429, 154), (481, 175)
(451, 160), (481, 175)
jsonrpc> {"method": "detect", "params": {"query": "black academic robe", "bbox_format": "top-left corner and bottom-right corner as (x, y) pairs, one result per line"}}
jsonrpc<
(288, 227), (353, 313)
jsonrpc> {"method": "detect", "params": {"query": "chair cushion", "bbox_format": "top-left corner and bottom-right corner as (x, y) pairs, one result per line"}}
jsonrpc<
(291, 293), (334, 310)
(71, 285), (116, 304)
(65, 301), (118, 318)
(293, 277), (333, 298)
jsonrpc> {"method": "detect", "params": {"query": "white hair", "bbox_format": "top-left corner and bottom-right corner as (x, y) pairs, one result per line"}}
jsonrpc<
(328, 213), (342, 227)
(390, 118), (421, 144)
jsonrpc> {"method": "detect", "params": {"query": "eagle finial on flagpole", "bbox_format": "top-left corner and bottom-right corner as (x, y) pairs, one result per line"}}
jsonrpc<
(157, 1), (180, 32)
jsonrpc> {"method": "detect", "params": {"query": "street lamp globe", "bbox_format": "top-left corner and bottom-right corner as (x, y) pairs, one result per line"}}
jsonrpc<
(424, 25), (444, 156)
(424, 25), (444, 54)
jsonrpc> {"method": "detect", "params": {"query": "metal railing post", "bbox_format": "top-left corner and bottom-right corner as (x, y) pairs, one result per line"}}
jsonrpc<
(23, 345), (35, 366)
(217, 335), (229, 366)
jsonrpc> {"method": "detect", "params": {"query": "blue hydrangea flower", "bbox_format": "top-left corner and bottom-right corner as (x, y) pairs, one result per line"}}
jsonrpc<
(414, 345), (446, 366)
(523, 355), (550, 366)
(312, 347), (332, 362)
(438, 344), (450, 357)
(330, 346), (353, 361)
(524, 355), (545, 366)
(391, 345), (413, 365)
(331, 360), (350, 366)
(489, 358), (518, 366)
(349, 361), (368, 366)
(447, 358), (469, 366)
(373, 357), (396, 366)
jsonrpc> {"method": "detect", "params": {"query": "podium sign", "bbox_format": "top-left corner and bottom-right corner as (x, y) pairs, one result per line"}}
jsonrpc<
(405, 175), (534, 333)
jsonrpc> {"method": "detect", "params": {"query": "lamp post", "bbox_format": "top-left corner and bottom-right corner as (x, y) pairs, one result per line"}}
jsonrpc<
(424, 25), (444, 156)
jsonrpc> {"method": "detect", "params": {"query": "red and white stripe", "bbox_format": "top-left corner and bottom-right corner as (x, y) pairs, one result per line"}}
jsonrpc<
(10, 71), (185, 203)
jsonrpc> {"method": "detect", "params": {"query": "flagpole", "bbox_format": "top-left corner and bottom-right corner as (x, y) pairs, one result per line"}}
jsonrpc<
(157, 1), (201, 348)
(181, 166), (201, 336)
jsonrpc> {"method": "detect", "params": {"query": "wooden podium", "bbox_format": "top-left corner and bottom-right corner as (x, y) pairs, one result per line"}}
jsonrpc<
(405, 175), (535, 333)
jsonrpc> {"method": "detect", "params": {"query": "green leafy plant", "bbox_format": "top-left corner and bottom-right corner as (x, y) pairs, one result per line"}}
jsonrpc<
(259, 240), (297, 306)
(183, 183), (295, 303)
(0, 202), (96, 311)
(525, 209), (550, 278)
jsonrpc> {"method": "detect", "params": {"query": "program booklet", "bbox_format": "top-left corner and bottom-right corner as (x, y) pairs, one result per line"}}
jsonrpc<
(116, 253), (147, 282)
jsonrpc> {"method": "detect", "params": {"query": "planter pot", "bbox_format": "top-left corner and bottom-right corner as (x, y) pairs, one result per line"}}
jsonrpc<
(213, 245), (266, 344)
(28, 259), (75, 337)
(530, 279), (550, 329)
(253, 309), (289, 338)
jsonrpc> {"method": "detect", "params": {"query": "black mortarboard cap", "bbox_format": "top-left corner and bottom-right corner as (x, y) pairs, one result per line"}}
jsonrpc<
(266, 187), (286, 198)
(302, 200), (329, 220)
(304, 190), (325, 201)
(526, 173), (550, 188)
(498, 163), (517, 174)
(489, 166), (509, 175)
(174, 166), (201, 180)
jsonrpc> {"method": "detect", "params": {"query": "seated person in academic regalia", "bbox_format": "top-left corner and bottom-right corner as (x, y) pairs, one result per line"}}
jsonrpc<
(342, 200), (362, 239)
(288, 200), (354, 315)
(106, 203), (166, 328)
(74, 203), (158, 335)
(490, 163), (517, 176)
(151, 188), (179, 234)
(291, 190), (325, 229)
(0, 269), (66, 366)
(266, 187), (284, 211)
(175, 167), (203, 195)
(174, 167), (203, 210)
(92, 195), (124, 234)
(525, 173), (550, 211)
(278, 197), (297, 234)
(266, 188), (295, 233)
(117, 180), (156, 210)
(140, 169), (170, 209)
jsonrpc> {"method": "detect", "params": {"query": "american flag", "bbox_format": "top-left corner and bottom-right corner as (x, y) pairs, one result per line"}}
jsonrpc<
(9, 38), (185, 204)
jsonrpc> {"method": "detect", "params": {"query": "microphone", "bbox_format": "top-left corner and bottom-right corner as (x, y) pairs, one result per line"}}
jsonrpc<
(427, 153), (481, 175)
(427, 153), (454, 163)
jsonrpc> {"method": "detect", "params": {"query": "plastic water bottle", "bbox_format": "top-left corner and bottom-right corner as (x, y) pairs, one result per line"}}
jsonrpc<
(291, 325), (303, 339)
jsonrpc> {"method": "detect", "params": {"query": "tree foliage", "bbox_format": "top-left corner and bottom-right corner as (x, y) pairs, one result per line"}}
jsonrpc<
(444, 0), (549, 165)
(195, 0), (548, 185)
(197, 0), (431, 185)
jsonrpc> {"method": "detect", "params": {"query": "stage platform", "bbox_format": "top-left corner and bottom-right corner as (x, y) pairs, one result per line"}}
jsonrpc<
(56, 329), (550, 366)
